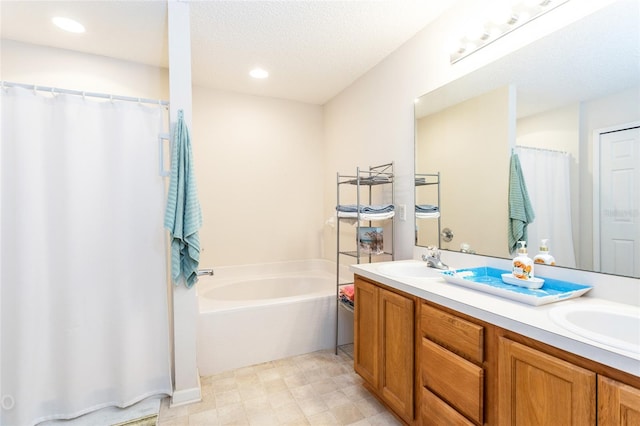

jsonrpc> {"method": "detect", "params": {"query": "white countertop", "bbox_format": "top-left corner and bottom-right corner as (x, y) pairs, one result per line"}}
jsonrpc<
(350, 260), (640, 377)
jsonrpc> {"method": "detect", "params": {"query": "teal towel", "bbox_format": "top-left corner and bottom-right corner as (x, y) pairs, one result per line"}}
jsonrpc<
(508, 153), (535, 254)
(164, 110), (203, 288)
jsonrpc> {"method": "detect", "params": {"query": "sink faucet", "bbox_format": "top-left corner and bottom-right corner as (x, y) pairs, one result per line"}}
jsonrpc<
(422, 247), (449, 270)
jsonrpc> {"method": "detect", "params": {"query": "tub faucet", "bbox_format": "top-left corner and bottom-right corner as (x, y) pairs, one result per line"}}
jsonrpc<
(422, 247), (449, 270)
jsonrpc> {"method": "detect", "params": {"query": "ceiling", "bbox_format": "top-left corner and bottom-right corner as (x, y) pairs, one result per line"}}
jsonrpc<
(415, 0), (640, 119)
(0, 0), (457, 104)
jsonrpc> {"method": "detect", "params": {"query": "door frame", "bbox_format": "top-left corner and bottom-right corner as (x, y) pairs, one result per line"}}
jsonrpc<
(592, 120), (640, 272)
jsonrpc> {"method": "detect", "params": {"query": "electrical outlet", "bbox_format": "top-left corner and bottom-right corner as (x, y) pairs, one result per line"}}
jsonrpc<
(399, 204), (406, 221)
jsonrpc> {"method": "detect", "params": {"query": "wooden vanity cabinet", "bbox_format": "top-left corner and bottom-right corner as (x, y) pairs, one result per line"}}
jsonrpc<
(354, 275), (415, 423)
(496, 333), (640, 426)
(354, 275), (640, 426)
(498, 337), (596, 425)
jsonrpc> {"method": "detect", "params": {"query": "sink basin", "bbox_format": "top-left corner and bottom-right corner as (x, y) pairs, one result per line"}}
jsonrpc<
(549, 302), (640, 354)
(376, 262), (440, 278)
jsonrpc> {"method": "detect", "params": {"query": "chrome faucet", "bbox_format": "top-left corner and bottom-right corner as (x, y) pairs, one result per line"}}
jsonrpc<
(422, 247), (449, 270)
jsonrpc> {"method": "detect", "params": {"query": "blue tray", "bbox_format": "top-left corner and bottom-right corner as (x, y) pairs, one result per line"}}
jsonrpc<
(441, 267), (592, 306)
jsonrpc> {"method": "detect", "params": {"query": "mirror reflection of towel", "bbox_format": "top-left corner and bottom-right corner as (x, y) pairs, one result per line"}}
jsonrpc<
(508, 153), (535, 254)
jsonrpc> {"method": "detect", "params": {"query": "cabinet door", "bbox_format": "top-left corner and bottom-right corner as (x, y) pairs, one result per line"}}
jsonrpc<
(498, 337), (596, 426)
(379, 287), (414, 422)
(598, 376), (640, 425)
(354, 278), (379, 387)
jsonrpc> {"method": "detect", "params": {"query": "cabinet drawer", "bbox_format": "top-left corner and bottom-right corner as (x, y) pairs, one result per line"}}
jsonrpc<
(422, 338), (483, 424)
(421, 303), (484, 364)
(421, 387), (474, 426)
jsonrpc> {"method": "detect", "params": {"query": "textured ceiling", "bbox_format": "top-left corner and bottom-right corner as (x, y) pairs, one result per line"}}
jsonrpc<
(415, 0), (640, 119)
(0, 0), (456, 104)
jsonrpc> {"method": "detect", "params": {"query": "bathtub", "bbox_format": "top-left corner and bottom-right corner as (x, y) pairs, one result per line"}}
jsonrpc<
(196, 259), (354, 376)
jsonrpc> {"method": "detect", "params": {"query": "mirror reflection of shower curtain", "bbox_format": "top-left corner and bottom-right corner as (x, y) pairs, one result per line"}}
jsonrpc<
(1, 86), (172, 425)
(515, 146), (576, 268)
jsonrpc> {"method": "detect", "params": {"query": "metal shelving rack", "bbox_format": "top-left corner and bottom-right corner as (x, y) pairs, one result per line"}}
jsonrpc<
(415, 172), (441, 247)
(335, 162), (394, 355)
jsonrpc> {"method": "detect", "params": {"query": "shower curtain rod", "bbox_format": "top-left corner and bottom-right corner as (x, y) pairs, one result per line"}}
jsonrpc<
(1, 80), (169, 107)
(515, 145), (569, 155)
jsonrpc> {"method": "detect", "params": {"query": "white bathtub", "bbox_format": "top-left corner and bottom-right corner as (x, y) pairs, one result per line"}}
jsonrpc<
(196, 260), (353, 376)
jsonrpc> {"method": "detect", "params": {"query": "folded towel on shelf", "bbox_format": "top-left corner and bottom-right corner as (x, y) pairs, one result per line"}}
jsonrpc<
(339, 294), (354, 308)
(339, 284), (355, 309)
(362, 175), (391, 183)
(337, 211), (396, 222)
(339, 284), (354, 301)
(336, 204), (395, 213)
(416, 211), (441, 219)
(416, 204), (439, 212)
(336, 204), (395, 222)
(346, 175), (391, 185)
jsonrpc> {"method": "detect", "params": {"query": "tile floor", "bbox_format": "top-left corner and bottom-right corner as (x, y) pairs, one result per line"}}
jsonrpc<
(157, 346), (401, 426)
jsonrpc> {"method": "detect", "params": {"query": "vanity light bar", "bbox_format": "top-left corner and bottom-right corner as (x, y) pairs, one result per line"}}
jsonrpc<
(450, 0), (569, 64)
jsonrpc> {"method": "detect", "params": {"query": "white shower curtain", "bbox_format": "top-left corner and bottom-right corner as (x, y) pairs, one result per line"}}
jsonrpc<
(1, 86), (172, 425)
(515, 146), (576, 268)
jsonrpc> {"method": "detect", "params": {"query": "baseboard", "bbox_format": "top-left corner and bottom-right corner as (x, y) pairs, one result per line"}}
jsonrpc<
(169, 374), (202, 408)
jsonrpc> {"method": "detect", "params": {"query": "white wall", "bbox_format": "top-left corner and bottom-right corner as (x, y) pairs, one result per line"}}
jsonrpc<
(2, 40), (326, 269)
(192, 86), (324, 267)
(1, 40), (169, 99)
(417, 86), (512, 257)
(322, 0), (618, 262)
(517, 104), (581, 263)
(578, 86), (640, 270)
(514, 86), (640, 271)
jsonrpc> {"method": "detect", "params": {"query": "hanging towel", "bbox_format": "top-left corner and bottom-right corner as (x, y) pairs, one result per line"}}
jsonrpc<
(508, 153), (535, 254)
(164, 109), (203, 288)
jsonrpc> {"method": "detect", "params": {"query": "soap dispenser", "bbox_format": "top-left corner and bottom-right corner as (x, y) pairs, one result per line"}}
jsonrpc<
(534, 239), (556, 265)
(512, 241), (534, 280)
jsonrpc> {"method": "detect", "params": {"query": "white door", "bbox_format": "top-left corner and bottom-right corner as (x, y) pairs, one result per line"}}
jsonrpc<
(599, 126), (640, 277)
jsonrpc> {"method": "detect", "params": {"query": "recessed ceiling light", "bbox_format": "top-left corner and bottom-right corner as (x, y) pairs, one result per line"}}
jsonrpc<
(249, 68), (269, 79)
(52, 16), (85, 33)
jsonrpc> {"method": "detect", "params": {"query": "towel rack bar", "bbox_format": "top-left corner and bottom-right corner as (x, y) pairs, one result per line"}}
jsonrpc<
(197, 269), (214, 276)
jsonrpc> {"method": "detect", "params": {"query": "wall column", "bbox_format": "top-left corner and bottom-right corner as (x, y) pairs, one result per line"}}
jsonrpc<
(167, 0), (201, 407)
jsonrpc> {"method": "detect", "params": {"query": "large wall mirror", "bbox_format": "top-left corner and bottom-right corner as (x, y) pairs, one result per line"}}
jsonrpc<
(415, 0), (640, 278)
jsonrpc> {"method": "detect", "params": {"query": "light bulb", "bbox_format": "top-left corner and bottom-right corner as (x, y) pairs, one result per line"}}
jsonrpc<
(52, 16), (85, 33)
(489, 2), (514, 24)
(466, 22), (488, 41)
(249, 68), (269, 79)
